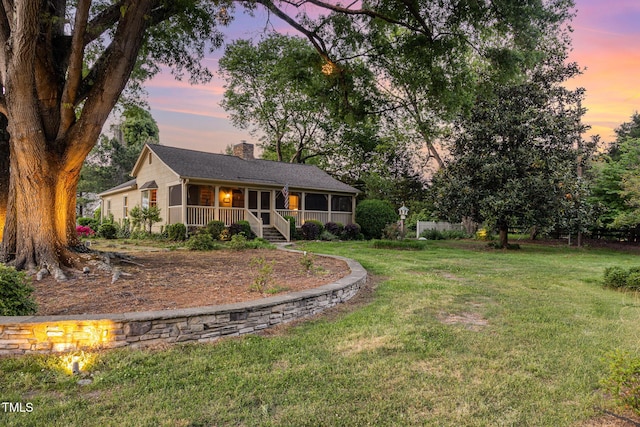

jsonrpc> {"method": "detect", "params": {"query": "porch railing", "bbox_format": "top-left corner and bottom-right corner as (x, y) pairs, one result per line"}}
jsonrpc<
(245, 211), (263, 239)
(328, 212), (353, 226)
(183, 206), (353, 230)
(271, 209), (291, 242)
(187, 206), (216, 226)
(275, 210), (353, 226)
(218, 207), (245, 225)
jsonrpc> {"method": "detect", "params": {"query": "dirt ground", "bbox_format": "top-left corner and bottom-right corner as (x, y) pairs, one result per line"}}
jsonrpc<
(32, 247), (350, 316)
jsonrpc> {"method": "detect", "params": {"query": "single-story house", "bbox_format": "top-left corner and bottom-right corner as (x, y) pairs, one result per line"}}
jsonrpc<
(98, 142), (359, 241)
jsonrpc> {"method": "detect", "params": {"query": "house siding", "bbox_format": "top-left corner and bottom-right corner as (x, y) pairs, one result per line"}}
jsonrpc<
(104, 149), (180, 232)
(99, 144), (359, 233)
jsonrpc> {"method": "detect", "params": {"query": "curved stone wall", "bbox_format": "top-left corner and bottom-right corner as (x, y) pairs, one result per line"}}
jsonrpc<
(0, 253), (367, 355)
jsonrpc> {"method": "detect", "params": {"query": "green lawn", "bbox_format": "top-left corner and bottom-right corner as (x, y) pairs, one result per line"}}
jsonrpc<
(2, 240), (640, 426)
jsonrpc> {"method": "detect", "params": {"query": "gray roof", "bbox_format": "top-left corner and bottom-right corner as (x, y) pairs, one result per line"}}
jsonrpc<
(98, 179), (137, 196)
(148, 144), (359, 194)
(139, 180), (158, 189)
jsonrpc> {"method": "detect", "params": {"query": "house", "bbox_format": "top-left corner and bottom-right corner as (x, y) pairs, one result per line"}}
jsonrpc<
(98, 142), (359, 241)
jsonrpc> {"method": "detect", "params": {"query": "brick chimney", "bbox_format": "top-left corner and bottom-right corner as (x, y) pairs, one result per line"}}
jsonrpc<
(232, 141), (255, 160)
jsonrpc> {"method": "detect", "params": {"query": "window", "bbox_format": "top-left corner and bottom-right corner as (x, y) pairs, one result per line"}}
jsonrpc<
(331, 195), (352, 212)
(142, 189), (157, 208)
(249, 191), (258, 210)
(123, 196), (128, 218)
(106, 200), (111, 217)
(187, 185), (215, 206)
(232, 189), (244, 208)
(150, 190), (157, 207)
(276, 191), (300, 210)
(305, 193), (328, 211)
(169, 185), (182, 206)
(260, 191), (271, 210)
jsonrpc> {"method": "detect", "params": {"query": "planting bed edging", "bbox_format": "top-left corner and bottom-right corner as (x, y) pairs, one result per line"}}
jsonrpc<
(0, 252), (367, 355)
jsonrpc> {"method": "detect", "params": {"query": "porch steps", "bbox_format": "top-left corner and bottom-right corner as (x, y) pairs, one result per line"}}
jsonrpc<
(262, 227), (287, 243)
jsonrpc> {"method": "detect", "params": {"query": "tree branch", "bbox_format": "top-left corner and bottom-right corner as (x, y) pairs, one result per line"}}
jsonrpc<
(58, 0), (91, 139)
(301, 0), (430, 38)
(84, 1), (124, 45)
(257, 0), (331, 60)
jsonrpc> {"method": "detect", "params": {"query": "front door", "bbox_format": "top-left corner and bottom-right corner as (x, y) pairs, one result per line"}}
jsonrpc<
(249, 190), (271, 226)
(260, 191), (271, 225)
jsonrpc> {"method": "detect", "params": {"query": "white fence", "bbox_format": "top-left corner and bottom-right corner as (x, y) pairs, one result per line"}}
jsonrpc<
(416, 221), (464, 238)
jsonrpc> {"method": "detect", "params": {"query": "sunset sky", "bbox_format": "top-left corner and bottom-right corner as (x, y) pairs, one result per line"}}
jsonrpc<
(145, 1), (640, 154)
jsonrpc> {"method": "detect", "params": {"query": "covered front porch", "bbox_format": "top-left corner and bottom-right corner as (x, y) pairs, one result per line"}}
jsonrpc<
(166, 183), (356, 242)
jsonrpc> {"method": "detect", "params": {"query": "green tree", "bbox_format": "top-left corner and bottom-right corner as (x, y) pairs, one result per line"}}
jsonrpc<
(79, 105), (160, 194)
(589, 114), (640, 229)
(433, 35), (586, 248)
(0, 0), (576, 276)
(130, 206), (162, 234)
(0, 1), (230, 277)
(219, 33), (379, 165)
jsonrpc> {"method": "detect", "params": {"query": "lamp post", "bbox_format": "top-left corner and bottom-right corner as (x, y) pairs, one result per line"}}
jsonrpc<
(398, 204), (409, 238)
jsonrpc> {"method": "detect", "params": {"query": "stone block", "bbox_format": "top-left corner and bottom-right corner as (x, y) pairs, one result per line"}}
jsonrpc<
(124, 321), (152, 337)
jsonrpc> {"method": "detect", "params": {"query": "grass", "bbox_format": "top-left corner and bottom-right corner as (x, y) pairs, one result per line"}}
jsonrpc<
(2, 240), (640, 426)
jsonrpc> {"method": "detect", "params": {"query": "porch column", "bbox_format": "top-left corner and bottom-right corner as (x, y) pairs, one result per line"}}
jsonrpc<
(301, 192), (306, 225)
(214, 186), (220, 221)
(351, 195), (357, 224)
(328, 194), (333, 224)
(182, 179), (188, 226)
(271, 189), (276, 217)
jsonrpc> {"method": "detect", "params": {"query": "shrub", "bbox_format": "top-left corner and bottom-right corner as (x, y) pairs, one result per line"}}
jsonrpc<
(77, 217), (99, 230)
(319, 230), (339, 241)
(166, 223), (187, 241)
(604, 267), (629, 288)
(382, 222), (403, 240)
(355, 199), (398, 240)
(442, 230), (469, 240)
(284, 216), (297, 240)
(324, 222), (343, 236)
(118, 218), (131, 239)
(420, 229), (444, 240)
(76, 225), (95, 237)
(249, 256), (276, 293)
(229, 221), (254, 239)
(129, 230), (151, 240)
(206, 220), (226, 240)
(627, 272), (640, 290)
(601, 350), (640, 415)
(301, 220), (323, 240)
(228, 233), (248, 250)
(186, 232), (220, 251)
(476, 228), (491, 241)
(342, 223), (362, 240)
(420, 229), (469, 240)
(0, 265), (37, 316)
(98, 222), (118, 239)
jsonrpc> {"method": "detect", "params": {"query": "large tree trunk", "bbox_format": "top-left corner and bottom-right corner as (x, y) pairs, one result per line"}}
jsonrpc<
(497, 221), (509, 249)
(0, 114), (9, 242)
(0, 0), (153, 277)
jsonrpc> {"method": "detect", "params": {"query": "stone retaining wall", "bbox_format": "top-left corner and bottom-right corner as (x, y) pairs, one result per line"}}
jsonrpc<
(0, 253), (366, 355)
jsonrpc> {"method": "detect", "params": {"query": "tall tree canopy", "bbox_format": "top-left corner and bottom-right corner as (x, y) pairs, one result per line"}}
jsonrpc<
(589, 113), (640, 229)
(432, 32), (588, 248)
(0, 0), (576, 277)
